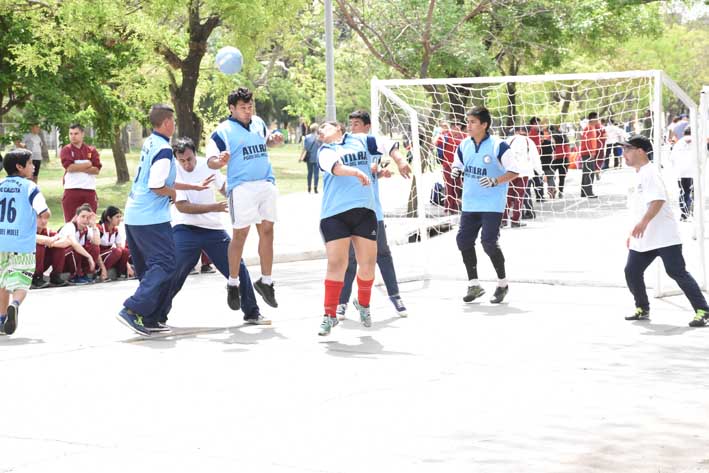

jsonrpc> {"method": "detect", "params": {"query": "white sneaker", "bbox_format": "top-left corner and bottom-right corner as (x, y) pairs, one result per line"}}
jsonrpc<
(336, 303), (347, 321)
(353, 299), (372, 328)
(390, 296), (408, 317)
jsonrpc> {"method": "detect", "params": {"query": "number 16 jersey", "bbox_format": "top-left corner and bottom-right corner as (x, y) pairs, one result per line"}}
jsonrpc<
(0, 176), (48, 253)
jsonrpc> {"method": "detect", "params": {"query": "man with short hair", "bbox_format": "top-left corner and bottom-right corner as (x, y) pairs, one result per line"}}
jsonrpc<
(206, 87), (283, 312)
(336, 109), (412, 320)
(60, 124), (102, 221)
(299, 123), (321, 193)
(451, 106), (519, 304)
(116, 104), (178, 336)
(579, 112), (601, 198)
(156, 137), (266, 325)
(21, 124), (45, 182)
(620, 134), (709, 327)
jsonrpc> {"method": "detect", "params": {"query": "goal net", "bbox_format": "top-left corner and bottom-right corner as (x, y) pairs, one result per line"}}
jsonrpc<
(372, 71), (706, 297)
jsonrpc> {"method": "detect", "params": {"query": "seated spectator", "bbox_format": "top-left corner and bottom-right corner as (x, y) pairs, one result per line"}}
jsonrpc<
(58, 203), (99, 285)
(97, 206), (133, 280)
(34, 212), (70, 288)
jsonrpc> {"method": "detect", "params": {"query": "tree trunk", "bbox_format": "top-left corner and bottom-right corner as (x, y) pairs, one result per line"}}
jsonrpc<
(112, 125), (130, 183)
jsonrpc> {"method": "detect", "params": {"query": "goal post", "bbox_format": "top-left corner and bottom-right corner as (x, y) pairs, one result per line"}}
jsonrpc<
(371, 70), (707, 296)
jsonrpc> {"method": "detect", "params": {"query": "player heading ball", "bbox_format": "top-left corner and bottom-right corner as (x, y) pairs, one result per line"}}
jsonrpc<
(207, 87), (283, 312)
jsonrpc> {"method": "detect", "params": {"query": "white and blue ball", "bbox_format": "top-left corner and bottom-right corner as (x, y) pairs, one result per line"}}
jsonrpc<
(216, 46), (243, 75)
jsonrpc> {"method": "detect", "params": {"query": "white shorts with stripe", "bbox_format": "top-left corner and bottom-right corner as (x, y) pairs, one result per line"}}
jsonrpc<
(228, 180), (278, 229)
(0, 252), (35, 292)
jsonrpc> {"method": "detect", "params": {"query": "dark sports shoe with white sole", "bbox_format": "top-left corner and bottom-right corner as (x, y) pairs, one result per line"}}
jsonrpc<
(3, 301), (19, 335)
(688, 309), (709, 327)
(244, 314), (272, 325)
(254, 278), (278, 308)
(625, 307), (650, 321)
(490, 286), (509, 304)
(227, 284), (241, 311)
(463, 285), (485, 303)
(116, 308), (151, 337)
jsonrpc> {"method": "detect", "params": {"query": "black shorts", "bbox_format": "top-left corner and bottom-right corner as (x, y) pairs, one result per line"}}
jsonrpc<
(320, 207), (377, 243)
(32, 160), (41, 178)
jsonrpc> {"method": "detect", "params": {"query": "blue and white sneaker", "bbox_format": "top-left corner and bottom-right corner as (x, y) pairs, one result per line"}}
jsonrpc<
(353, 299), (372, 328)
(318, 315), (338, 336)
(0, 315), (5, 335)
(69, 276), (90, 286)
(144, 321), (171, 334)
(244, 314), (272, 325)
(116, 308), (150, 337)
(389, 295), (408, 317)
(336, 303), (348, 321)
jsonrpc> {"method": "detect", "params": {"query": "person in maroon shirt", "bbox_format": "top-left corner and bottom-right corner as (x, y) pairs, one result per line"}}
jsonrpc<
(579, 112), (601, 198)
(434, 121), (467, 213)
(60, 124), (102, 221)
(33, 212), (70, 288)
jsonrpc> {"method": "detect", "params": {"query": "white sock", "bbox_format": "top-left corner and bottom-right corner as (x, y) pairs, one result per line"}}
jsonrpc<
(228, 276), (240, 287)
(261, 275), (273, 285)
(468, 279), (479, 287)
(497, 278), (508, 288)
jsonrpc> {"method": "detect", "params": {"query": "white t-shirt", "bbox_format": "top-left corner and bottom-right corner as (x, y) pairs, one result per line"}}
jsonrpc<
(58, 221), (97, 246)
(669, 136), (696, 178)
(604, 124), (626, 144)
(505, 135), (541, 177)
(172, 157), (227, 230)
(22, 133), (43, 161)
(628, 163), (682, 252)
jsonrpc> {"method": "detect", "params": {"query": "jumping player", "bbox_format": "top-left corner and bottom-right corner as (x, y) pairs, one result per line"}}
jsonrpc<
(0, 149), (50, 335)
(316, 121), (378, 336)
(207, 87), (283, 312)
(451, 106), (519, 304)
(337, 109), (412, 319)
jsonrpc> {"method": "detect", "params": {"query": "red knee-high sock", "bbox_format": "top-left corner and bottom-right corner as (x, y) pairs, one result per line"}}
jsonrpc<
(324, 279), (344, 317)
(357, 276), (374, 307)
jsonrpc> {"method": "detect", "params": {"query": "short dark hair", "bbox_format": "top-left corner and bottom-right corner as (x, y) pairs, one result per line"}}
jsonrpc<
(318, 121), (346, 134)
(173, 137), (197, 156)
(684, 126), (691, 136)
(100, 205), (122, 225)
(228, 87), (253, 107)
(3, 149), (32, 176)
(466, 106), (492, 131)
(69, 123), (84, 132)
(588, 112), (598, 120)
(75, 203), (93, 216)
(528, 116), (540, 125)
(348, 109), (371, 126)
(149, 104), (175, 128)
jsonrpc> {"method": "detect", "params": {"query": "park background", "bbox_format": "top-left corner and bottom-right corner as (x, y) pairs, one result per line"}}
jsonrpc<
(1, 0), (708, 228)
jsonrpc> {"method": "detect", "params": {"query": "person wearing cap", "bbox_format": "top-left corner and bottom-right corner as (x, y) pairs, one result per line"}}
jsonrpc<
(669, 127), (696, 221)
(673, 114), (689, 142)
(621, 134), (709, 327)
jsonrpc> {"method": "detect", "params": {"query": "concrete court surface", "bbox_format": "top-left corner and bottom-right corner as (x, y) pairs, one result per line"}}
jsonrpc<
(2, 255), (709, 473)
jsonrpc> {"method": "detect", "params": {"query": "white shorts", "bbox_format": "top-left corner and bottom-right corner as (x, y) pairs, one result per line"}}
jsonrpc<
(228, 180), (278, 229)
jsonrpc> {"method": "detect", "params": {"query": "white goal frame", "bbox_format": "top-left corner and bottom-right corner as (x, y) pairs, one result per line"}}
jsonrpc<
(371, 70), (706, 296)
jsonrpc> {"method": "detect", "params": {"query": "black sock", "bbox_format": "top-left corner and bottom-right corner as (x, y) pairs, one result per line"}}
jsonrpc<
(461, 248), (478, 281)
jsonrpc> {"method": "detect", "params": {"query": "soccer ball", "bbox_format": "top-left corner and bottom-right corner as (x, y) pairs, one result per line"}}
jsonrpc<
(215, 46), (243, 75)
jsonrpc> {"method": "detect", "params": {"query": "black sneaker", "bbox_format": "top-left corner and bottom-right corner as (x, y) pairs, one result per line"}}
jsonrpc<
(490, 285), (508, 304)
(244, 314), (272, 325)
(227, 284), (241, 311)
(49, 275), (68, 287)
(688, 309), (709, 327)
(144, 321), (172, 333)
(31, 275), (50, 289)
(254, 278), (278, 308)
(3, 302), (19, 335)
(463, 285), (485, 303)
(625, 308), (650, 321)
(200, 264), (216, 274)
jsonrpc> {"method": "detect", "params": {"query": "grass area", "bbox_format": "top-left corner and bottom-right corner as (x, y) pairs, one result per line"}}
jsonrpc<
(38, 143), (307, 228)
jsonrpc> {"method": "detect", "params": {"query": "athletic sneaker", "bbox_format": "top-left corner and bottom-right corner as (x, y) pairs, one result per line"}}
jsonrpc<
(353, 299), (372, 328)
(336, 303), (348, 321)
(490, 286), (508, 304)
(201, 264), (216, 274)
(31, 275), (50, 289)
(244, 314), (272, 325)
(318, 315), (338, 336)
(625, 307), (650, 321)
(463, 285), (485, 303)
(0, 315), (4, 335)
(3, 302), (19, 335)
(69, 275), (90, 286)
(50, 275), (68, 287)
(145, 321), (171, 333)
(227, 284), (241, 311)
(688, 309), (709, 327)
(116, 308), (150, 337)
(254, 278), (278, 308)
(390, 295), (408, 317)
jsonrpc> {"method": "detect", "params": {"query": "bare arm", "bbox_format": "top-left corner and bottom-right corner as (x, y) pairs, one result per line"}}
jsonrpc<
(389, 148), (412, 178)
(66, 162), (93, 172)
(632, 200), (664, 239)
(86, 166), (100, 175)
(175, 200), (228, 215)
(332, 162), (370, 186)
(151, 186), (176, 202)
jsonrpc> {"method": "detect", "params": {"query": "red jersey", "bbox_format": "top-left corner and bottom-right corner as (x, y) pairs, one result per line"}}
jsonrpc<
(60, 143), (102, 170)
(579, 124), (601, 156)
(435, 130), (466, 165)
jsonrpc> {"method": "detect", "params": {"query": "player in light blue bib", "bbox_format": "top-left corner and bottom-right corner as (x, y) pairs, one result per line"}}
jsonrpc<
(207, 87), (283, 313)
(0, 149), (50, 335)
(451, 106), (519, 305)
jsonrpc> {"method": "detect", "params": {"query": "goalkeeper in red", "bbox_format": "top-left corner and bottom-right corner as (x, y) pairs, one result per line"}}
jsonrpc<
(451, 107), (519, 303)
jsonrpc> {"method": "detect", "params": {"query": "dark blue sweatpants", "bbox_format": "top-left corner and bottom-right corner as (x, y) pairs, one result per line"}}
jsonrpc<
(153, 225), (259, 322)
(124, 222), (176, 325)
